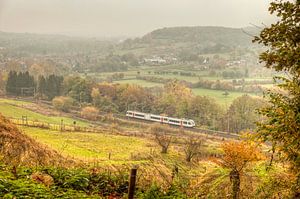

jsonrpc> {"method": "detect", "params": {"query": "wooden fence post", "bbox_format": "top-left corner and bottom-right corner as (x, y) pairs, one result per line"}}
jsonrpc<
(60, 119), (64, 132)
(128, 167), (138, 199)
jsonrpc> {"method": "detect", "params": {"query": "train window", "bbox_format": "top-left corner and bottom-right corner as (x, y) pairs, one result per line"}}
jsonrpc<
(183, 121), (187, 125)
(135, 114), (144, 117)
(151, 116), (160, 120)
(169, 120), (179, 123)
(163, 118), (168, 121)
(188, 122), (191, 125)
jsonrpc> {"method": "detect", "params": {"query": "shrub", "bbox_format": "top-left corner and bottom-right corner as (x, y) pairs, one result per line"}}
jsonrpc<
(52, 96), (74, 112)
(80, 106), (99, 121)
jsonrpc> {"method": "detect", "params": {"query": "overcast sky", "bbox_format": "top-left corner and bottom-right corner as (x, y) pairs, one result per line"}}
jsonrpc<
(0, 0), (275, 38)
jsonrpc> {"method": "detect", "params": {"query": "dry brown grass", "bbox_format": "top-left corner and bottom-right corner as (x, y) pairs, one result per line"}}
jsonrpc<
(31, 171), (54, 187)
(0, 113), (74, 167)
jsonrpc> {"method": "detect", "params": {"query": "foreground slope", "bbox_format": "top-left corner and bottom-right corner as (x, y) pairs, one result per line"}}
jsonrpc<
(0, 113), (72, 166)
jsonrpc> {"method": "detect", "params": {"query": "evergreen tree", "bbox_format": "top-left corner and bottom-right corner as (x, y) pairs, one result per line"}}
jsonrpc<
(6, 71), (17, 95)
(45, 75), (63, 100)
(6, 71), (36, 96)
(37, 75), (46, 98)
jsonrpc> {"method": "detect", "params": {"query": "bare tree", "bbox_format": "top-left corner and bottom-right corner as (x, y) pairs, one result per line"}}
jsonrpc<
(149, 124), (173, 154)
(184, 136), (203, 162)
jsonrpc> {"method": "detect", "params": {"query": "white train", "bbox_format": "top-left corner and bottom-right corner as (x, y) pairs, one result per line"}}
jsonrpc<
(126, 110), (196, 128)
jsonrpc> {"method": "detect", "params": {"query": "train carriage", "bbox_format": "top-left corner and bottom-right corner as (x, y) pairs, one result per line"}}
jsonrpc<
(126, 111), (195, 128)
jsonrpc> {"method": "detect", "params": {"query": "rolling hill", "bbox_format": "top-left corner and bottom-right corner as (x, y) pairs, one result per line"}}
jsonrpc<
(120, 26), (259, 55)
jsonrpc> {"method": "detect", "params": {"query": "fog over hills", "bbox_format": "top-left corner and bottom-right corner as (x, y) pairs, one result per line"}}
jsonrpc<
(141, 26), (257, 45)
(0, 0), (274, 37)
(0, 26), (259, 57)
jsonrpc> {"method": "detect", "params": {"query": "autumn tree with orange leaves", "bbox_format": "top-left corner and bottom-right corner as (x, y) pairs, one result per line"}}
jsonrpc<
(216, 141), (263, 199)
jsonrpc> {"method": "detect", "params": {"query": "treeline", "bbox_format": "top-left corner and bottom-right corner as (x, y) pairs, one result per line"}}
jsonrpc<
(37, 75), (63, 100)
(137, 75), (170, 84)
(221, 69), (248, 79)
(137, 75), (266, 94)
(0, 72), (5, 95)
(191, 79), (265, 94)
(5, 71), (63, 99)
(4, 72), (264, 133)
(152, 71), (197, 77)
(88, 53), (140, 73)
(52, 77), (264, 133)
(6, 71), (35, 96)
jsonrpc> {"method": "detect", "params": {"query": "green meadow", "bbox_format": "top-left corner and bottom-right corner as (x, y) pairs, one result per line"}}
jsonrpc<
(0, 99), (88, 127)
(21, 126), (154, 163)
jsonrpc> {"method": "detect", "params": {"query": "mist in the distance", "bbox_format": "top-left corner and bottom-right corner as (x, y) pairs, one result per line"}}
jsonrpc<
(0, 0), (274, 37)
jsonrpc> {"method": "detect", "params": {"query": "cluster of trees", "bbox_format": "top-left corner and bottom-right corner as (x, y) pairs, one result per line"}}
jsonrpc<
(52, 96), (74, 112)
(89, 53), (140, 73)
(177, 50), (207, 63)
(51, 77), (223, 126)
(218, 95), (265, 133)
(63, 76), (94, 103)
(36, 74), (263, 133)
(138, 75), (265, 94)
(110, 73), (125, 80)
(37, 75), (63, 100)
(137, 75), (170, 84)
(5, 71), (64, 99)
(61, 79), (260, 132)
(192, 79), (264, 94)
(152, 70), (197, 77)
(120, 53), (139, 66)
(6, 71), (35, 96)
(222, 69), (248, 79)
(98, 54), (128, 72)
(231, 79), (273, 86)
(0, 71), (6, 95)
(4, 71), (264, 133)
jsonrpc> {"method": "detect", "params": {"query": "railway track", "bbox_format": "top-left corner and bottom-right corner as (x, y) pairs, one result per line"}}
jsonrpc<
(4, 97), (240, 139)
(189, 127), (240, 139)
(111, 113), (240, 139)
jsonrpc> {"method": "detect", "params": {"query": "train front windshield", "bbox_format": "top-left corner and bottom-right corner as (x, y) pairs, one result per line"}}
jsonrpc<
(190, 121), (195, 126)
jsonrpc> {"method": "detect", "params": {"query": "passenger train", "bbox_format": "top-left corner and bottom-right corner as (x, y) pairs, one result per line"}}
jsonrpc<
(126, 111), (196, 128)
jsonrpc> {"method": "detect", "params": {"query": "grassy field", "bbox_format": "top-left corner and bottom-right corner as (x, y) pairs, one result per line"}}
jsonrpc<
(0, 100), (89, 127)
(0, 98), (33, 106)
(191, 88), (259, 105)
(21, 126), (154, 163)
(112, 79), (257, 105)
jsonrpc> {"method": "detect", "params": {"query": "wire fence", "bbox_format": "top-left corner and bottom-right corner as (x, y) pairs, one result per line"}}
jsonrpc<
(8, 116), (104, 133)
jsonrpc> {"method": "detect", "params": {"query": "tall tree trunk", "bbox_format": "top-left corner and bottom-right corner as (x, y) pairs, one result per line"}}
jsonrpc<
(230, 169), (240, 199)
(161, 146), (168, 153)
(267, 143), (276, 171)
(293, 173), (300, 198)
